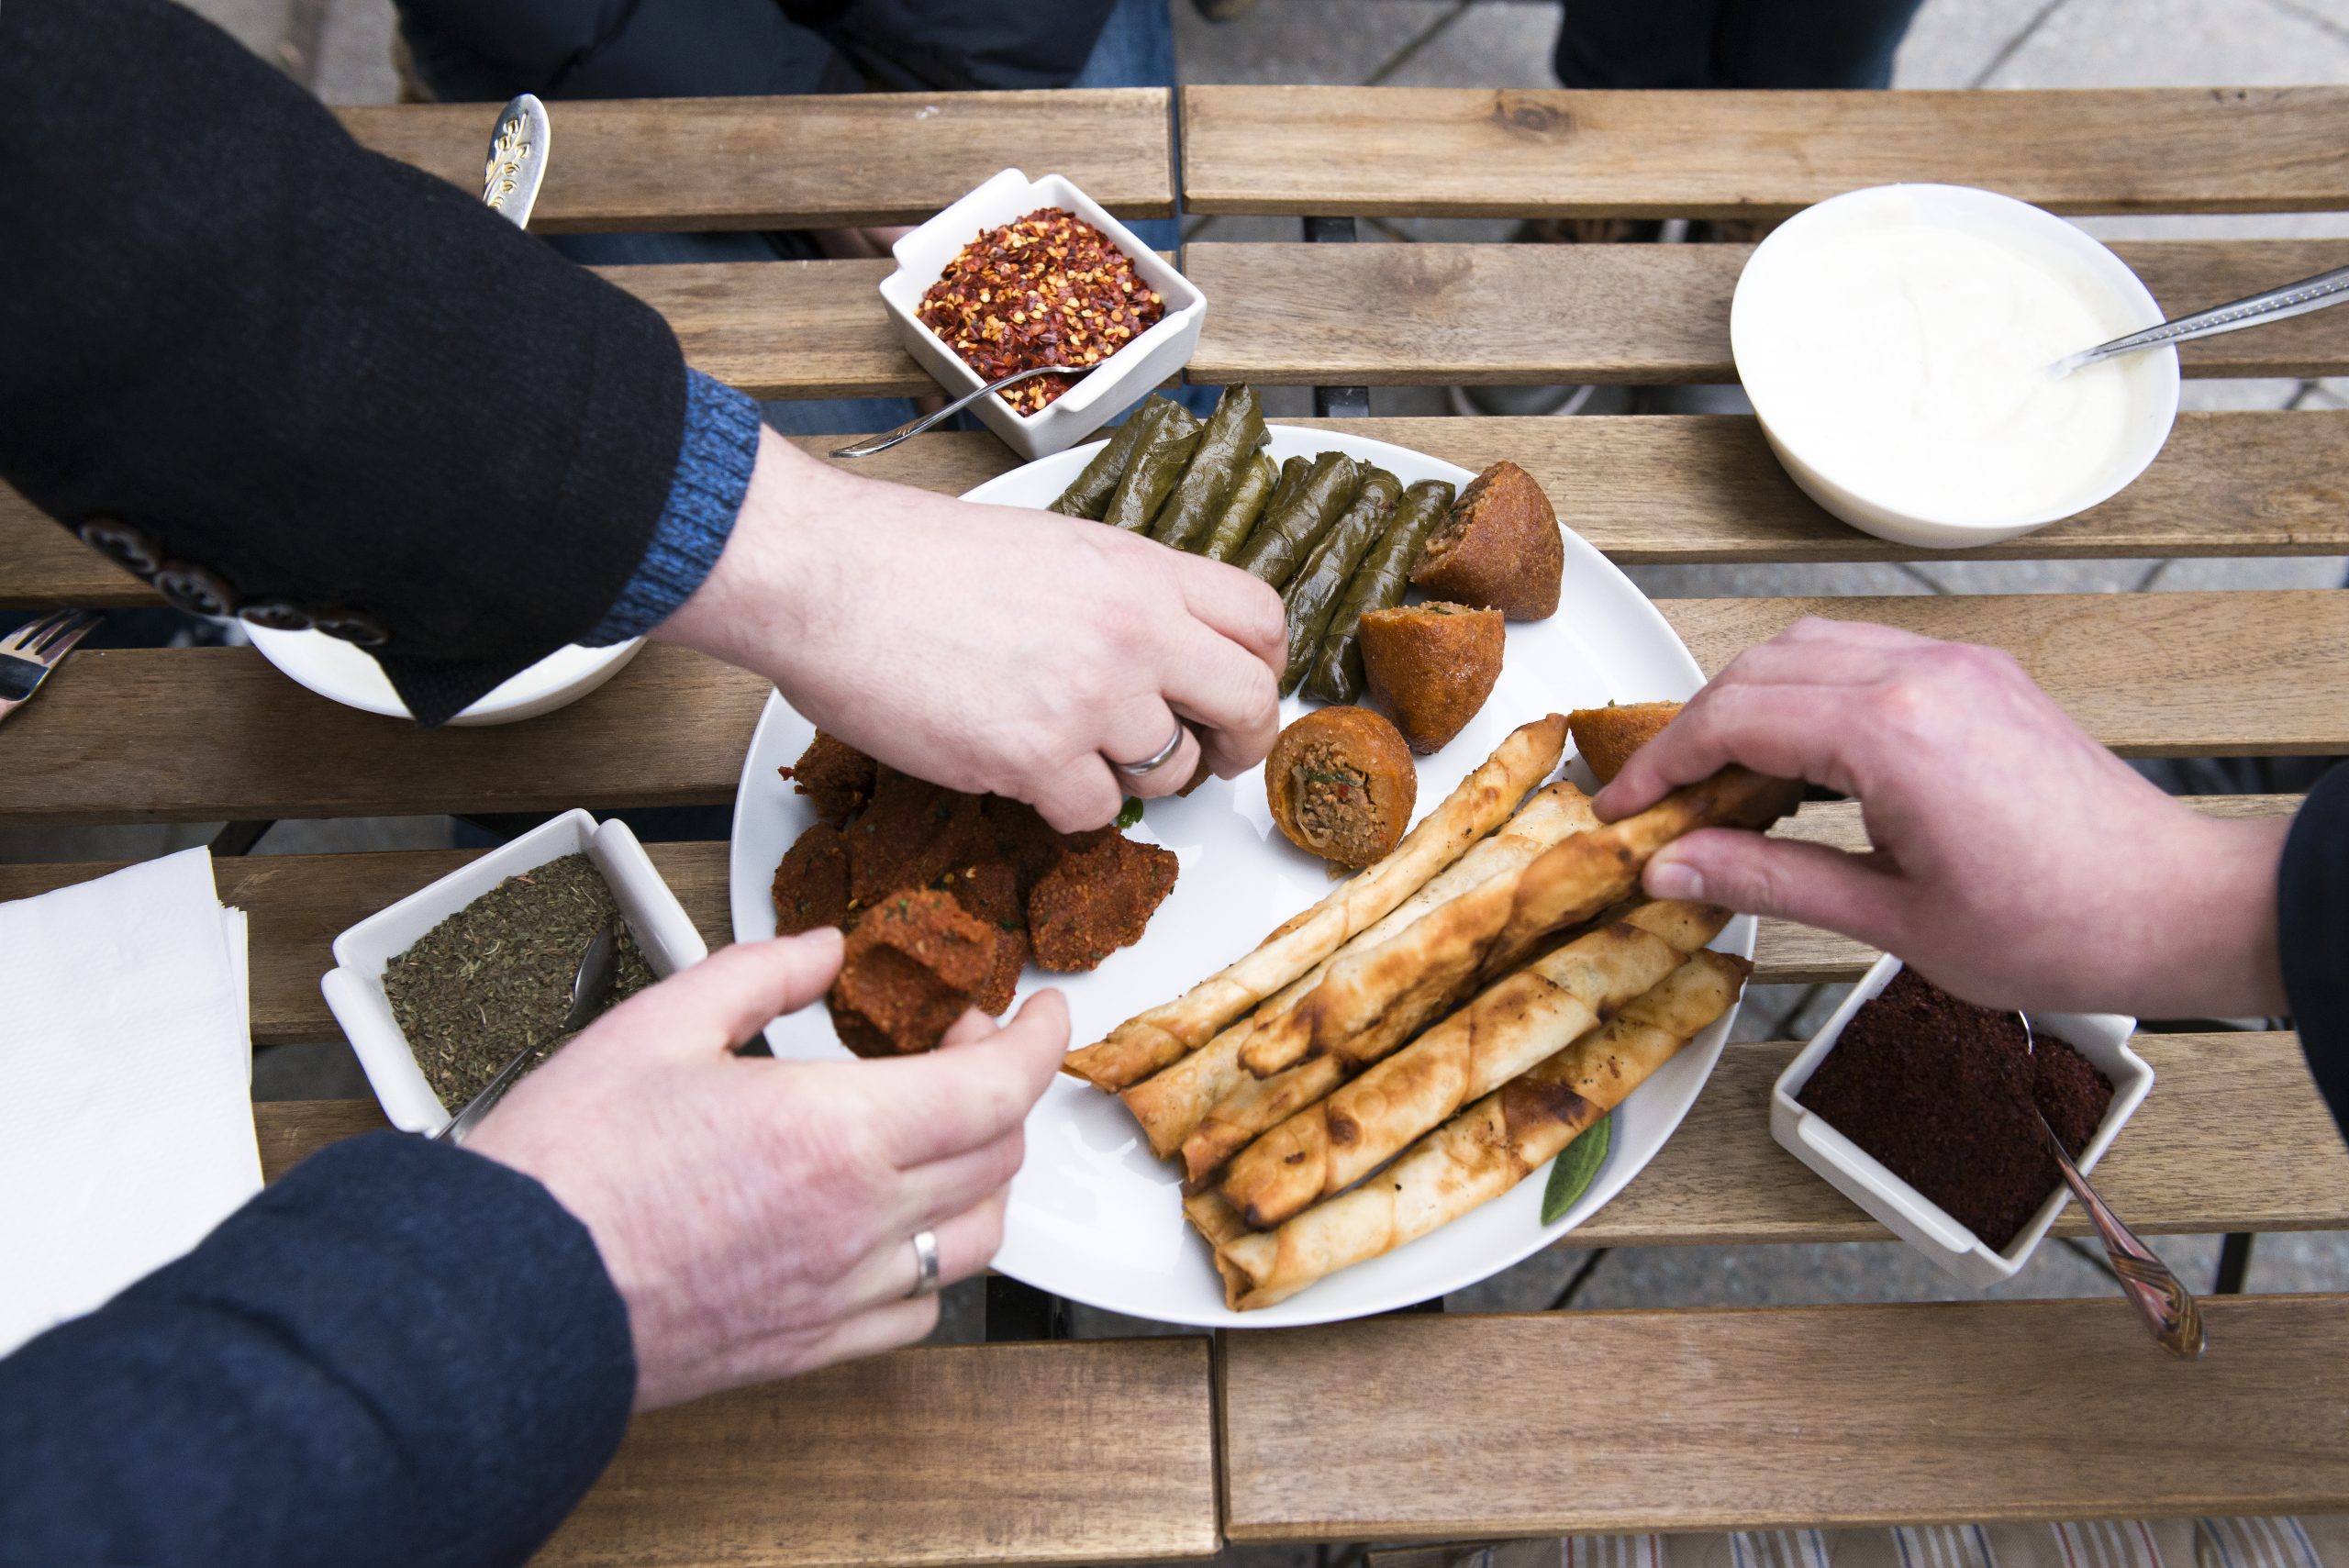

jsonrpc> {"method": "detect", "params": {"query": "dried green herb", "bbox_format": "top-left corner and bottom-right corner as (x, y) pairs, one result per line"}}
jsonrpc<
(1540, 1111), (1611, 1225)
(384, 853), (655, 1112)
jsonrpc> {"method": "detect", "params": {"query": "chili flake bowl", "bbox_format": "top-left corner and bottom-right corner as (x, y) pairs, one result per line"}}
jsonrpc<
(1769, 952), (2153, 1289)
(321, 810), (707, 1136)
(877, 167), (1207, 462)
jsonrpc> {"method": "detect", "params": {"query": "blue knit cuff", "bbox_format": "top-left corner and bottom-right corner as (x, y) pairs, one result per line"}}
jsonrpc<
(582, 366), (761, 645)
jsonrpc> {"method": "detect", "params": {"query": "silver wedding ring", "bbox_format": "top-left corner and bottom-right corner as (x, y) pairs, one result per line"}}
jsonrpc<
(1113, 723), (1187, 777)
(907, 1228), (941, 1299)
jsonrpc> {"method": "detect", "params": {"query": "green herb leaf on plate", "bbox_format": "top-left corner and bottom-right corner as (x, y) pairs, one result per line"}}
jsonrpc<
(1114, 797), (1144, 829)
(1540, 1112), (1611, 1225)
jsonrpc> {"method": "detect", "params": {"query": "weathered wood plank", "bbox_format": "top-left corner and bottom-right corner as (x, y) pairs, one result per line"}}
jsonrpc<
(541, 1339), (1217, 1568)
(247, 1025), (2349, 1245)
(1180, 85), (2349, 217)
(0, 595), (2337, 827)
(15, 410), (2349, 610)
(1185, 239), (2349, 384)
(5, 799), (2294, 1047)
(1219, 1296), (2349, 1540)
(338, 92), (1174, 233)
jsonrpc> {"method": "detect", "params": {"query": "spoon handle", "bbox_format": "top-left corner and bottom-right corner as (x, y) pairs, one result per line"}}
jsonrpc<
(2054, 261), (2349, 375)
(829, 363), (1089, 459)
(434, 1047), (535, 1146)
(2041, 1119), (2207, 1358)
(480, 94), (551, 228)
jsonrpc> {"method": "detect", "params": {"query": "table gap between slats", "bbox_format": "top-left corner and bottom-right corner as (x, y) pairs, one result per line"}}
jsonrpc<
(0, 797), (2296, 1047)
(0, 593), (2340, 825)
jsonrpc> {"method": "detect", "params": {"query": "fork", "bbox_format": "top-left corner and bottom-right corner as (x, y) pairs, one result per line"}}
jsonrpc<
(0, 610), (102, 724)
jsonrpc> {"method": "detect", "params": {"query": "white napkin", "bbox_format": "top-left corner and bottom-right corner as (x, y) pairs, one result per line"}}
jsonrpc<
(0, 846), (261, 1356)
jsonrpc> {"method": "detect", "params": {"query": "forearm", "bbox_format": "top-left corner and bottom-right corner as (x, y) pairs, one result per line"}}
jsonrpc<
(0, 1135), (633, 1568)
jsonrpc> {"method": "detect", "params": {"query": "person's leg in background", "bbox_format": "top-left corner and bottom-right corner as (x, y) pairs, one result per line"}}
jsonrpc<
(394, 0), (921, 439)
(1553, 0), (1927, 91)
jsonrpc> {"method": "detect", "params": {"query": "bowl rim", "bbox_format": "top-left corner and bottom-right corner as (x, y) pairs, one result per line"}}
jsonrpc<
(876, 167), (1205, 428)
(1730, 180), (2182, 536)
(1770, 951), (2154, 1280)
(246, 624), (643, 724)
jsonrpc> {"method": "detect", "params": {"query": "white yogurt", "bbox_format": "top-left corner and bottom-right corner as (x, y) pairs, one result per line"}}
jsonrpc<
(1732, 187), (2172, 535)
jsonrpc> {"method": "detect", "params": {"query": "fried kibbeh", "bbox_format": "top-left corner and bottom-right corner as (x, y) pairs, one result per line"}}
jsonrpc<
(982, 794), (1108, 893)
(1358, 602), (1504, 754)
(1030, 834), (1181, 973)
(1568, 700), (1683, 785)
(1264, 706), (1418, 869)
(770, 819), (852, 936)
(827, 889), (999, 1056)
(781, 731), (878, 824)
(941, 859), (1031, 1013)
(1409, 460), (1563, 621)
(847, 768), (990, 910)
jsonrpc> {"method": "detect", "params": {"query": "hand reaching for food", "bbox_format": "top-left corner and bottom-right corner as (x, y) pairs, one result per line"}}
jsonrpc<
(464, 929), (1066, 1410)
(658, 426), (1286, 831)
(1591, 617), (2289, 1019)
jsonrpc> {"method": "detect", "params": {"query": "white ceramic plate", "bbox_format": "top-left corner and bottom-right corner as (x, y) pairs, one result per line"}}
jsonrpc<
(728, 426), (1751, 1327)
(249, 626), (643, 727)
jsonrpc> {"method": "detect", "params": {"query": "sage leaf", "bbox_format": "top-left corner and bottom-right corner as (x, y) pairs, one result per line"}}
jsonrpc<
(1540, 1112), (1611, 1226)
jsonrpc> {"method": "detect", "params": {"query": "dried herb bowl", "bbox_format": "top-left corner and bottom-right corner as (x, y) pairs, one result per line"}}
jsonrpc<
(322, 810), (708, 1136)
(1769, 951), (2154, 1289)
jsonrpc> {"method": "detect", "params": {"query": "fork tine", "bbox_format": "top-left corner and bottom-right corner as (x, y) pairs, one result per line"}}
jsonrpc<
(28, 610), (101, 662)
(0, 611), (72, 659)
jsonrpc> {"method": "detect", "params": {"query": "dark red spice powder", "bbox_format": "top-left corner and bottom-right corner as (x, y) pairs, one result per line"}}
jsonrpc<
(1797, 967), (2114, 1251)
(915, 206), (1163, 416)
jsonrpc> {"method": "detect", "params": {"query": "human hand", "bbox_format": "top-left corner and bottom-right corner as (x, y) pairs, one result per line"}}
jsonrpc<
(659, 428), (1286, 830)
(464, 929), (1066, 1411)
(1591, 617), (2288, 1018)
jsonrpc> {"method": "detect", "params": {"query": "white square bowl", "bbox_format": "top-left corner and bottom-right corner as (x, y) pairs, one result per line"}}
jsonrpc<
(878, 167), (1207, 461)
(1770, 951), (2154, 1288)
(321, 810), (709, 1135)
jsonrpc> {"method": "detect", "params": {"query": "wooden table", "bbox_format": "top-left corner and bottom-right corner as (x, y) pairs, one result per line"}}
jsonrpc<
(7, 83), (2349, 1564)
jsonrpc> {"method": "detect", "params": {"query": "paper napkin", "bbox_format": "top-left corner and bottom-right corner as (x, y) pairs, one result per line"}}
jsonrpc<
(0, 847), (262, 1356)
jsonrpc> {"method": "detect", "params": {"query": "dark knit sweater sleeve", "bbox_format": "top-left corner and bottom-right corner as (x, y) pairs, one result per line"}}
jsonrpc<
(0, 1133), (635, 1568)
(0, 0), (687, 724)
(2280, 765), (2349, 1139)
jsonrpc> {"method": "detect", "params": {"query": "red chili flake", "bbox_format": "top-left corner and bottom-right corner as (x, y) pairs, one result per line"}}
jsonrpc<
(915, 206), (1166, 417)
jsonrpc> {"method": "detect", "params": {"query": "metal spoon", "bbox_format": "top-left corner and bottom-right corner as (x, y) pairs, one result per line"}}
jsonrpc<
(434, 917), (621, 1146)
(480, 93), (551, 228)
(2048, 261), (2349, 377)
(830, 362), (1097, 458)
(2016, 1013), (2205, 1358)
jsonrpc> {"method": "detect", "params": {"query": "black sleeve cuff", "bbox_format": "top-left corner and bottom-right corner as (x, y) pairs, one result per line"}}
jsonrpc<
(2279, 764), (2349, 1139)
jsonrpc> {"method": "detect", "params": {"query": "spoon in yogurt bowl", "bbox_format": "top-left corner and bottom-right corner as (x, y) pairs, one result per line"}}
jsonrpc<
(2047, 260), (2349, 377)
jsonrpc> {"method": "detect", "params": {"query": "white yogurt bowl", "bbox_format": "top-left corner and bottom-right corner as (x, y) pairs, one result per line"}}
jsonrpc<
(879, 168), (1206, 462)
(1731, 183), (2180, 550)
(1771, 952), (2154, 1289)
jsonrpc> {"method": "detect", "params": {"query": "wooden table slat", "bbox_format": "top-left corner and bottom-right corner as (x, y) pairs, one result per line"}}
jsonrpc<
(0, 593), (2338, 827)
(15, 408), (2349, 609)
(250, 1024), (2349, 1245)
(337, 92), (1174, 233)
(2, 798), (2296, 1048)
(1185, 239), (2349, 384)
(1180, 85), (2349, 218)
(536, 1338), (1216, 1568)
(1218, 1296), (2349, 1540)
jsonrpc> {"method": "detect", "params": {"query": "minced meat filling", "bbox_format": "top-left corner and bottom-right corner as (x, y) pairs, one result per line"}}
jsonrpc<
(1289, 745), (1379, 859)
